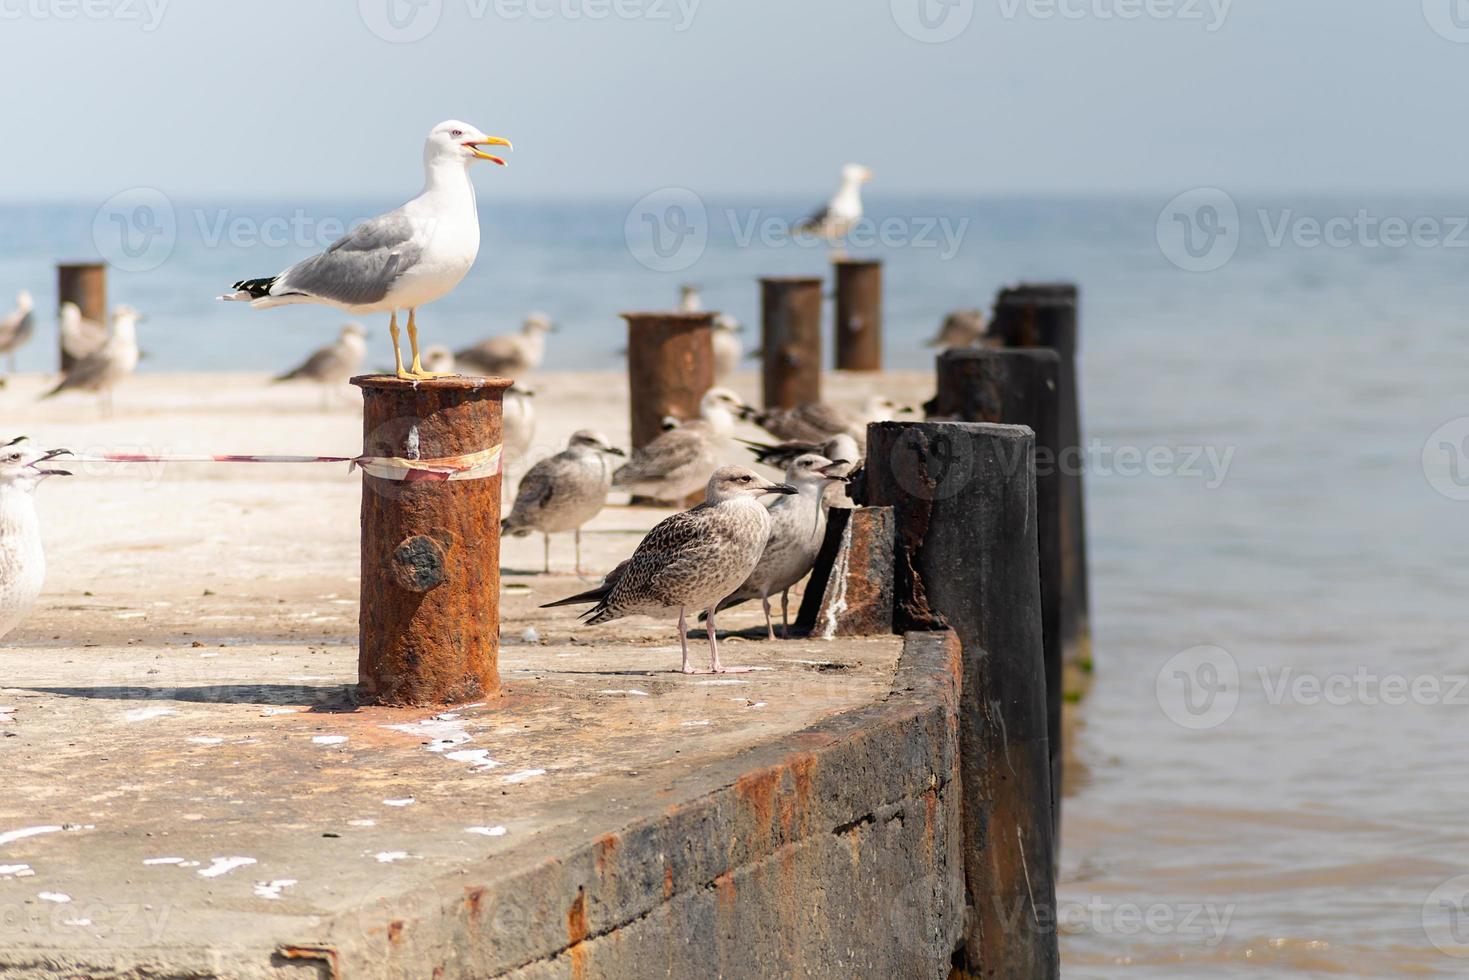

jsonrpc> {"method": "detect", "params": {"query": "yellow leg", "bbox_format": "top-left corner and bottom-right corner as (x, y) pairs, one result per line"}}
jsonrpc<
(390, 311), (409, 380)
(406, 308), (449, 380)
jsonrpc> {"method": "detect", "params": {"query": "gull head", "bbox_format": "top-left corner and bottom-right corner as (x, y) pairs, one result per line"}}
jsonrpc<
(786, 453), (848, 487)
(522, 313), (555, 335)
(111, 305), (142, 339)
(842, 163), (874, 185)
(568, 430), (626, 458)
(426, 119), (513, 167)
(340, 322), (368, 341)
(713, 313), (742, 334)
(700, 387), (748, 432)
(706, 465), (796, 504)
(15, 290), (33, 312)
(0, 437), (73, 491)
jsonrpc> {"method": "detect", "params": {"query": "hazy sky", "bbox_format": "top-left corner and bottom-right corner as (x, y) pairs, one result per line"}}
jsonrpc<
(3, 0), (1465, 200)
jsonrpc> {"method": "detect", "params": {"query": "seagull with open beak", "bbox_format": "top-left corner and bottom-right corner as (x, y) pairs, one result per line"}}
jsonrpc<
(0, 437), (72, 642)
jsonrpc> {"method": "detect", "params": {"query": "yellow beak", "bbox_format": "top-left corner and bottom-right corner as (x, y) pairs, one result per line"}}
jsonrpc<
(465, 136), (513, 165)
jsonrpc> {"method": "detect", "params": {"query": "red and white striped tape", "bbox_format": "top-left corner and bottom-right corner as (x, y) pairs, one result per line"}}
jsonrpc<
(66, 444), (502, 483)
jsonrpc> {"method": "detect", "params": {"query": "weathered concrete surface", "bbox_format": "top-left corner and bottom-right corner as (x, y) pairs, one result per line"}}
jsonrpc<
(810, 506), (895, 638)
(1, 624), (965, 978)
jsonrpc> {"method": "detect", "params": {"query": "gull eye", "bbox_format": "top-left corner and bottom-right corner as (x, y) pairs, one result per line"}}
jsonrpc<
(451, 129), (464, 139)
(739, 475), (751, 483)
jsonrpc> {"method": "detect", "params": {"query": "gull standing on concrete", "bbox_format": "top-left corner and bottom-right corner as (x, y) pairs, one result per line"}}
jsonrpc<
(43, 306), (141, 414)
(455, 313), (554, 378)
(501, 384), (536, 480)
(795, 164), (873, 252)
(711, 313), (743, 382)
(542, 466), (796, 673)
(612, 388), (748, 504)
(746, 396), (906, 448)
(0, 291), (35, 373)
(706, 454), (847, 639)
(59, 302), (107, 366)
(926, 309), (988, 349)
(0, 438), (72, 642)
(220, 120), (512, 380)
(273, 322), (367, 408)
(502, 430), (625, 575)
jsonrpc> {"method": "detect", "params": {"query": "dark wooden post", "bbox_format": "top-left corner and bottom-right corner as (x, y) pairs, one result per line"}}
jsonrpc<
(623, 311), (715, 508)
(834, 259), (882, 372)
(929, 348), (1064, 840)
(57, 262), (106, 372)
(865, 420), (1059, 979)
(352, 375), (512, 706)
(759, 276), (822, 409)
(991, 284), (1090, 678)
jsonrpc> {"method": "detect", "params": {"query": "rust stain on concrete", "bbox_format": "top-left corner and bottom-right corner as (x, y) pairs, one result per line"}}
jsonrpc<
(464, 885), (487, 920)
(713, 870), (737, 914)
(594, 833), (619, 875)
(662, 862), (674, 900)
(734, 767), (781, 841)
(567, 886), (589, 980)
(386, 919), (405, 946)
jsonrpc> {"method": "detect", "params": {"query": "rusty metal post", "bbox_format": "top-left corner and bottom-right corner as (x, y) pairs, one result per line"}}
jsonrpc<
(57, 262), (106, 372)
(833, 259), (882, 372)
(352, 375), (512, 707)
(929, 348), (1064, 842)
(623, 311), (715, 508)
(991, 283), (1090, 681)
(759, 276), (822, 409)
(865, 420), (1058, 978)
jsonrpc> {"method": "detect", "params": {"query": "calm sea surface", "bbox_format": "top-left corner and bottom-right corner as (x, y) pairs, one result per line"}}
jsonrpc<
(4, 195), (1468, 975)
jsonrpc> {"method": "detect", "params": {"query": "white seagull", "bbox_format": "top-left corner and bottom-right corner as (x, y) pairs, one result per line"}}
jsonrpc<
(0, 291), (35, 373)
(44, 306), (142, 415)
(0, 437), (73, 643)
(220, 120), (512, 381)
(273, 322), (368, 408)
(455, 313), (555, 378)
(796, 163), (874, 250)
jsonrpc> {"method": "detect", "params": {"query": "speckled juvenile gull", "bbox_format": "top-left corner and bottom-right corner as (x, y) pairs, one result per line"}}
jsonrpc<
(273, 323), (366, 407)
(707, 454), (846, 640)
(612, 387), (747, 504)
(58, 302), (106, 365)
(420, 345), (456, 375)
(0, 437), (73, 642)
(542, 465), (796, 673)
(219, 120), (512, 380)
(502, 430), (624, 575)
(0, 291), (35, 372)
(794, 163), (873, 249)
(44, 306), (141, 415)
(455, 313), (554, 378)
(926, 309), (988, 349)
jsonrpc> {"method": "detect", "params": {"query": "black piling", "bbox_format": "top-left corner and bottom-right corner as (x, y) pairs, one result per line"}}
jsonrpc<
(864, 420), (1059, 979)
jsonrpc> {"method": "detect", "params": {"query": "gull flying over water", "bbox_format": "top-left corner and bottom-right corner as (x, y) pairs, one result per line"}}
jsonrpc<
(220, 120), (512, 381)
(542, 465), (796, 674)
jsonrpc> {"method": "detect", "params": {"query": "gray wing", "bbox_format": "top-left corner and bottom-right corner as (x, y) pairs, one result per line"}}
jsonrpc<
(795, 402), (856, 435)
(273, 212), (422, 306)
(456, 335), (523, 374)
(506, 453), (576, 526)
(0, 310), (32, 351)
(612, 427), (708, 486)
(61, 318), (107, 362)
(46, 348), (112, 395)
